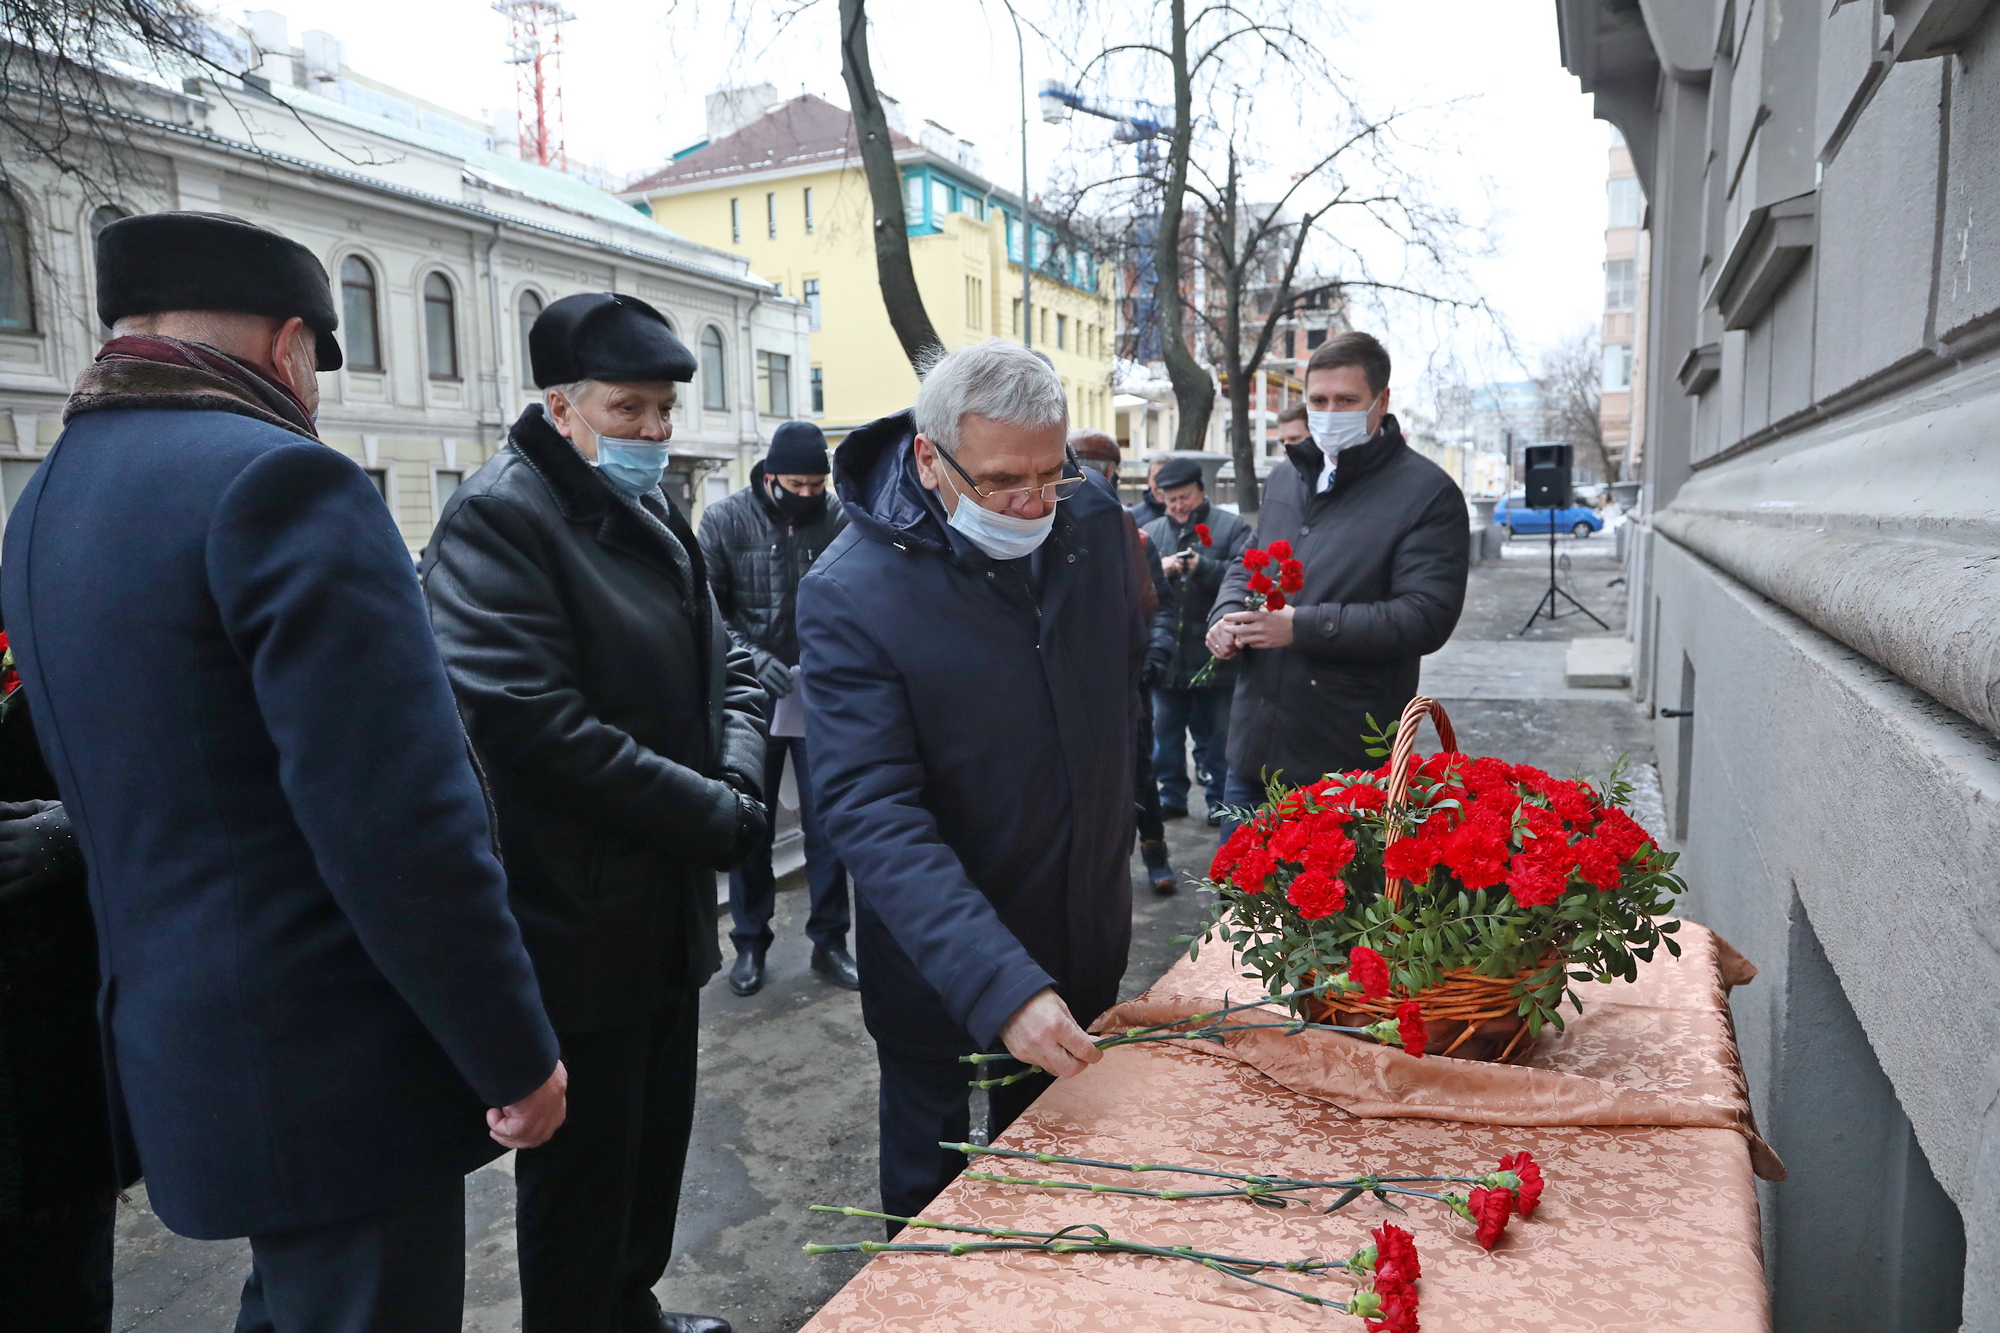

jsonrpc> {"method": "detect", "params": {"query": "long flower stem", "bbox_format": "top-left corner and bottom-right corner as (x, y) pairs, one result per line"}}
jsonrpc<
(949, 1143), (1472, 1199)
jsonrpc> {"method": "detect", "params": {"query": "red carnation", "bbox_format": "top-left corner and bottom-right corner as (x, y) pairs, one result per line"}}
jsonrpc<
(1371, 1223), (1421, 1282)
(1498, 1151), (1544, 1215)
(1232, 845), (1277, 892)
(1348, 945), (1391, 999)
(1506, 853), (1569, 908)
(1278, 558), (1305, 594)
(1592, 806), (1653, 860)
(1545, 779), (1598, 824)
(1194, 522), (1212, 547)
(1286, 868), (1347, 919)
(1362, 1273), (1420, 1333)
(1395, 1001), (1427, 1057)
(1303, 825), (1357, 876)
(1247, 571), (1274, 594)
(1266, 539), (1294, 561)
(1242, 547), (1272, 571)
(1210, 825), (1256, 879)
(1265, 590), (1287, 611)
(1573, 836), (1624, 890)
(1467, 1184), (1514, 1249)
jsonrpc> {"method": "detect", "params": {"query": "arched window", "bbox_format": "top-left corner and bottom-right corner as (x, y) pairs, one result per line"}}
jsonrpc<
(699, 325), (727, 412)
(340, 256), (382, 371)
(423, 272), (459, 381)
(516, 289), (543, 386)
(89, 206), (127, 338)
(0, 188), (35, 332)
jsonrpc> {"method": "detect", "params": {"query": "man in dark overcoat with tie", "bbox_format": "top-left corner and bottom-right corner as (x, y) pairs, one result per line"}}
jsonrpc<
(2, 211), (566, 1331)
(423, 292), (768, 1333)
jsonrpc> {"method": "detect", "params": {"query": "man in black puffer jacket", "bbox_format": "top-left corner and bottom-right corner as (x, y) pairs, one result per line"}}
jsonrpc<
(698, 423), (855, 998)
(423, 293), (764, 1333)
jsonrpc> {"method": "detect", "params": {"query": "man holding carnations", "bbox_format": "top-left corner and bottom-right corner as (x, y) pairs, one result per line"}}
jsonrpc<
(1205, 331), (1469, 806)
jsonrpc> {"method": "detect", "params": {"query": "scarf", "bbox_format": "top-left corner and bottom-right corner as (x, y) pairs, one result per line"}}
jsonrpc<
(64, 335), (319, 439)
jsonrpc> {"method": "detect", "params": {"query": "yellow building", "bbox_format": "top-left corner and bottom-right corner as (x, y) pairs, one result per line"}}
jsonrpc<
(623, 93), (1116, 441)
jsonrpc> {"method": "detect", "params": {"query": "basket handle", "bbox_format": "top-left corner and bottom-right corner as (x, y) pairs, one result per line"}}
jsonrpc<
(1380, 695), (1458, 909)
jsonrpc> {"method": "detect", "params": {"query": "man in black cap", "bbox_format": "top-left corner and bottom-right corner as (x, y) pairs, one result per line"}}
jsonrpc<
(697, 422), (855, 997)
(1141, 456), (1252, 825)
(423, 291), (766, 1333)
(3, 211), (565, 1329)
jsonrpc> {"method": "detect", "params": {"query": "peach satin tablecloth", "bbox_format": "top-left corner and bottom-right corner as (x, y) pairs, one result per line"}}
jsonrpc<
(800, 922), (1770, 1331)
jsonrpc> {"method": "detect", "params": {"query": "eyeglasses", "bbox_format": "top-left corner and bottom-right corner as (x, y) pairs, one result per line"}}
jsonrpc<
(936, 445), (1086, 506)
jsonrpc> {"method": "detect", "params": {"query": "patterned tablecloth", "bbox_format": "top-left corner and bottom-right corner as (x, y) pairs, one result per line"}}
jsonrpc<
(799, 922), (1771, 1332)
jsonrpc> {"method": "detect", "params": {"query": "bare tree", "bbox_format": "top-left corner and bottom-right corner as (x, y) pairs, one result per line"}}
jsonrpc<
(1538, 328), (1616, 482)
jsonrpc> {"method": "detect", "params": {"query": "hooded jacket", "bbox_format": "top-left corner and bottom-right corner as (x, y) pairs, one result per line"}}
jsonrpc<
(696, 462), (848, 680)
(798, 412), (1142, 1058)
(1212, 415), (1469, 787)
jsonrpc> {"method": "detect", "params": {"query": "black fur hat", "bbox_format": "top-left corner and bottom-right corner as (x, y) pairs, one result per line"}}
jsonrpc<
(95, 212), (343, 371)
(529, 292), (696, 388)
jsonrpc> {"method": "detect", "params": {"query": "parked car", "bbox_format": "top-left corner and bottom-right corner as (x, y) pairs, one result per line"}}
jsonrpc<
(1493, 494), (1604, 538)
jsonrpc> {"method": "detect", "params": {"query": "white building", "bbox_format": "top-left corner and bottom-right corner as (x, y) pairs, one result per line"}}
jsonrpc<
(0, 13), (810, 550)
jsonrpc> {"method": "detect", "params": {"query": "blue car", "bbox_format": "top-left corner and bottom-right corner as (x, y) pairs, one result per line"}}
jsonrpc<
(1493, 494), (1604, 538)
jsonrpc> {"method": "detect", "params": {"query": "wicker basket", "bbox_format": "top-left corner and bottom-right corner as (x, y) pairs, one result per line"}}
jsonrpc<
(1302, 694), (1560, 1063)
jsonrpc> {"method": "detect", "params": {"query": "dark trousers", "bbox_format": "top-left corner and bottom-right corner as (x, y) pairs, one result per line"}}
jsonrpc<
(728, 734), (850, 956)
(876, 1045), (1051, 1233)
(0, 1201), (114, 1333)
(1219, 766), (1266, 842)
(234, 1176), (464, 1333)
(516, 989), (700, 1333)
(1133, 689), (1164, 845)
(1152, 685), (1232, 813)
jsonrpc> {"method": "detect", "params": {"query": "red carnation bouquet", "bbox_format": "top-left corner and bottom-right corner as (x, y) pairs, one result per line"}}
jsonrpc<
(1190, 697), (1686, 1055)
(1187, 540), (1302, 686)
(0, 631), (24, 723)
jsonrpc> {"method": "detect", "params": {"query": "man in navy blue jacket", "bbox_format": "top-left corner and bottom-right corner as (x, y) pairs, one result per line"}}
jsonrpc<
(2, 212), (564, 1331)
(799, 340), (1143, 1226)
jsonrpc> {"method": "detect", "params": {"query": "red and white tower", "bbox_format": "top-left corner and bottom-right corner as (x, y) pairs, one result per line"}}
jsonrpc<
(494, 0), (574, 170)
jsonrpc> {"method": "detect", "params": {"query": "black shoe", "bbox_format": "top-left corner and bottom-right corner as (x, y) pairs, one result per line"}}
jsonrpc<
(1205, 807), (1224, 827)
(643, 1315), (731, 1333)
(1160, 803), (1189, 820)
(727, 950), (764, 997)
(1140, 838), (1176, 895)
(811, 944), (861, 991)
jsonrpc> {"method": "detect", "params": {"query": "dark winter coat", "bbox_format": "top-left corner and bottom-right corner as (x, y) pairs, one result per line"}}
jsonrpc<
(3, 403), (559, 1241)
(423, 407), (767, 1033)
(1129, 492), (1167, 527)
(0, 700), (125, 1224)
(1213, 416), (1469, 786)
(1143, 500), (1254, 689)
(798, 412), (1143, 1059)
(696, 462), (848, 677)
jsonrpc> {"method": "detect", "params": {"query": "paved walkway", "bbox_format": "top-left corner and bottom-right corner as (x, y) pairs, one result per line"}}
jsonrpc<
(107, 526), (1654, 1333)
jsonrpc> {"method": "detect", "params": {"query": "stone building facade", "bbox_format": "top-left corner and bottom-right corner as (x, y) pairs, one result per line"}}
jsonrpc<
(1560, 2), (2000, 1328)
(0, 18), (809, 548)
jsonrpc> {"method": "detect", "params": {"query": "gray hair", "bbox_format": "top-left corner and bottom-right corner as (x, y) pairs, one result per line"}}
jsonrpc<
(542, 380), (591, 426)
(913, 340), (1069, 453)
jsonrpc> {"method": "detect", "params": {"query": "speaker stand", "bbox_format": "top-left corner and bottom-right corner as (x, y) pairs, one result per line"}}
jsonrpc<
(1518, 515), (1608, 636)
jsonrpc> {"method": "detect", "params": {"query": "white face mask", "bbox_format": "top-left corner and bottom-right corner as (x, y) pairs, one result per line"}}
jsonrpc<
(939, 466), (1056, 560)
(1306, 395), (1381, 454)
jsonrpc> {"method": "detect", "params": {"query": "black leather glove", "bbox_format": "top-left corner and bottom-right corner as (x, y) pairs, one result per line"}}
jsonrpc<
(715, 788), (770, 872)
(755, 655), (795, 699)
(0, 800), (84, 905)
(1141, 646), (1171, 690)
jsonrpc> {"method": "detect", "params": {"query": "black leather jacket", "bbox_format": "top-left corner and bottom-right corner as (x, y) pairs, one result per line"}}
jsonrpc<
(696, 462), (848, 683)
(422, 406), (768, 1030)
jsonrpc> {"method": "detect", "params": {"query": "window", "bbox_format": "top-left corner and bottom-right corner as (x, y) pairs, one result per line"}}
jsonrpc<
(1604, 258), (1636, 312)
(964, 275), (983, 329)
(516, 289), (543, 386)
(423, 272), (459, 380)
(1306, 328), (1327, 351)
(1011, 298), (1021, 338)
(341, 256), (383, 372)
(1040, 308), (1049, 347)
(1602, 343), (1632, 391)
(1005, 214), (1021, 262)
(0, 187), (34, 332)
(757, 350), (791, 416)
(1056, 313), (1067, 349)
(803, 277), (821, 331)
(810, 366), (824, 416)
(730, 197), (741, 244)
(904, 175), (924, 229)
(704, 474), (731, 508)
(434, 468), (463, 515)
(803, 186), (815, 235)
(766, 191), (777, 240)
(363, 467), (389, 501)
(1607, 176), (1642, 229)
(700, 326), (727, 411)
(931, 178), (950, 221)
(89, 206), (127, 337)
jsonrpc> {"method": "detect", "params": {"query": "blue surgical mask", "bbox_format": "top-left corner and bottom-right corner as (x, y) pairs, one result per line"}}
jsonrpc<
(942, 471), (1056, 560)
(592, 436), (671, 497)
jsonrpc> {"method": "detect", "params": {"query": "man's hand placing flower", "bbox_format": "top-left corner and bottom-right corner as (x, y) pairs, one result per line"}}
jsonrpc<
(1223, 604), (1296, 649)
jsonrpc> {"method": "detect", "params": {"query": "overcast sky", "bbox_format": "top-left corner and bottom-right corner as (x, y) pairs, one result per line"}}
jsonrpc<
(249, 0), (1611, 399)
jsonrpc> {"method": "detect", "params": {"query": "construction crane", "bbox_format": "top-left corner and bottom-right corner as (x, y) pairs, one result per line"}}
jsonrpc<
(1038, 81), (1175, 362)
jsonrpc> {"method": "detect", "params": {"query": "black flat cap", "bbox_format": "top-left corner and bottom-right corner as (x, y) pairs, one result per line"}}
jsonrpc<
(1155, 456), (1205, 490)
(530, 292), (696, 387)
(96, 212), (343, 370)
